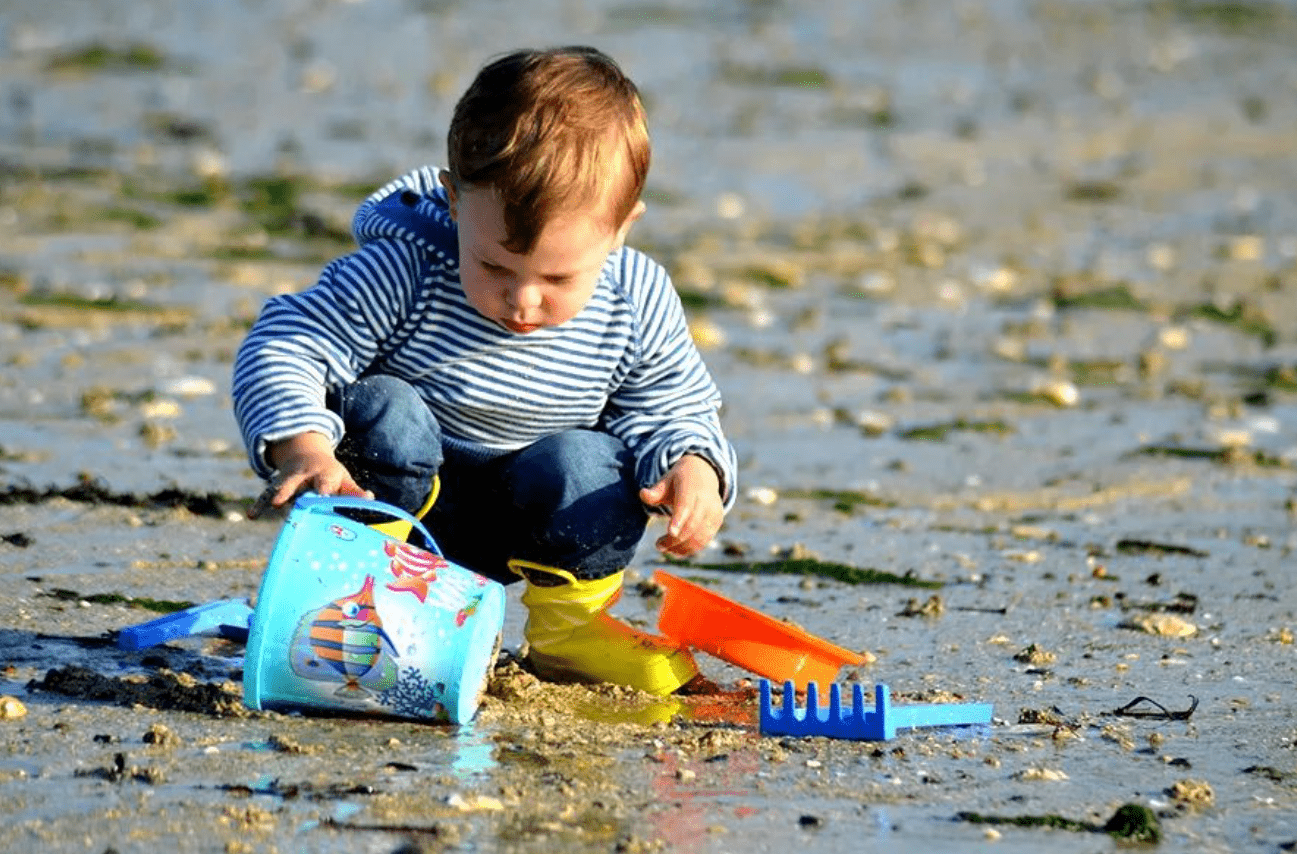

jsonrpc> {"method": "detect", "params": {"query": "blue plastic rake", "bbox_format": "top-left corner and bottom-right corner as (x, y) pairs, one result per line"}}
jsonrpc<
(759, 680), (993, 741)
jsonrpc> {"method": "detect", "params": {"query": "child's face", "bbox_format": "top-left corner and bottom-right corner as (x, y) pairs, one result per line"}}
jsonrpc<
(441, 177), (643, 334)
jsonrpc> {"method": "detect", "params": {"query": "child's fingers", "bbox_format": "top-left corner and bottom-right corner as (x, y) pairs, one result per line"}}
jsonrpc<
(248, 478), (294, 519)
(247, 472), (314, 519)
(336, 474), (373, 499)
(639, 481), (668, 508)
(657, 497), (723, 558)
(247, 485), (276, 519)
(656, 509), (697, 556)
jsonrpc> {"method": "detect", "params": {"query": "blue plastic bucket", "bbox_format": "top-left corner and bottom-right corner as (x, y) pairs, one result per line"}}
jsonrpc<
(244, 494), (505, 724)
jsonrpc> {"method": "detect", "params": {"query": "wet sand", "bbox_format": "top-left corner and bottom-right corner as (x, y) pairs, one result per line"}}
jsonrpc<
(2, 1), (1297, 852)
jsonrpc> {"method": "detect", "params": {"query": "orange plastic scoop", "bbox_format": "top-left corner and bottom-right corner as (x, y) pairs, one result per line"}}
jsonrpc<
(654, 570), (868, 690)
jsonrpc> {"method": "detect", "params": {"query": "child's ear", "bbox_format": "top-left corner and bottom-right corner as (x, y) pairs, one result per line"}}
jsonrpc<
(614, 200), (646, 247)
(438, 171), (459, 221)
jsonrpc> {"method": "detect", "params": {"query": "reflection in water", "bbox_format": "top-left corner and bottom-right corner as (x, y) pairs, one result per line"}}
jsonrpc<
(574, 695), (683, 726)
(573, 688), (759, 728)
(646, 749), (763, 854)
(563, 686), (765, 851)
(331, 801), (363, 823)
(450, 723), (496, 777)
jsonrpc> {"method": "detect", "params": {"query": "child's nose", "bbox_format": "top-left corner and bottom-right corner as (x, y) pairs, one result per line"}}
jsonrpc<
(508, 281), (543, 311)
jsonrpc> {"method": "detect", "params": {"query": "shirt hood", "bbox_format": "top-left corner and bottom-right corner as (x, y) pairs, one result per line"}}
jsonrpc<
(350, 166), (460, 264)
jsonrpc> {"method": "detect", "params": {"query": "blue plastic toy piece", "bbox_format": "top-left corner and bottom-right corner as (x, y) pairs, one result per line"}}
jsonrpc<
(759, 679), (993, 740)
(117, 599), (253, 651)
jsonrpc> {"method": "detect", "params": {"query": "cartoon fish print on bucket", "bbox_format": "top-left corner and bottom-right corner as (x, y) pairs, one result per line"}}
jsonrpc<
(244, 494), (507, 724)
(289, 575), (399, 698)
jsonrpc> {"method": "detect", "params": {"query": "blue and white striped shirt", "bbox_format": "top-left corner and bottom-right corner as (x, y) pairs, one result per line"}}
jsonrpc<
(232, 166), (737, 506)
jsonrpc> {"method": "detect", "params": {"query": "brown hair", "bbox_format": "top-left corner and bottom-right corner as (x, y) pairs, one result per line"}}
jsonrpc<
(446, 46), (650, 253)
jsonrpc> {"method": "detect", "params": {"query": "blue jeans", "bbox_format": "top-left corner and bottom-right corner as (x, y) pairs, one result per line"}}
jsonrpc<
(329, 374), (648, 584)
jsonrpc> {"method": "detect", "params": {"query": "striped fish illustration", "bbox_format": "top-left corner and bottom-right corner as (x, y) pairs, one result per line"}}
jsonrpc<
(289, 575), (399, 698)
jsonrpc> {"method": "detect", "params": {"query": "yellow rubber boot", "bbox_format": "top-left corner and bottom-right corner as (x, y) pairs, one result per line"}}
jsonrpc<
(509, 559), (698, 696)
(370, 476), (440, 541)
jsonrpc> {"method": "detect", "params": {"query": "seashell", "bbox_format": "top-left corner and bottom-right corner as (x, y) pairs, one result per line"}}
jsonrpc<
(1121, 613), (1197, 637)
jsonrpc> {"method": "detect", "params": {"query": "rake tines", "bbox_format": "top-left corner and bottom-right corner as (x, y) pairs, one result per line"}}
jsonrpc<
(759, 679), (992, 741)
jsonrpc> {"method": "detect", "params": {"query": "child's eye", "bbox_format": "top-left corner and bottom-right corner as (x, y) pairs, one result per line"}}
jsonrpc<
(480, 261), (507, 275)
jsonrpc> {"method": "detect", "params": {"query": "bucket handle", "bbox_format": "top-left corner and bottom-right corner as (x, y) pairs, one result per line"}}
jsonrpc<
(292, 493), (442, 556)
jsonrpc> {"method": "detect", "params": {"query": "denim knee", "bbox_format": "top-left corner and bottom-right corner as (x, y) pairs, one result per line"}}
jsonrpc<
(330, 374), (442, 512)
(507, 430), (648, 578)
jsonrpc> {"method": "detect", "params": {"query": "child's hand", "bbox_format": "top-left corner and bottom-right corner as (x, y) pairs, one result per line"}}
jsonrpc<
(639, 454), (724, 559)
(248, 432), (372, 518)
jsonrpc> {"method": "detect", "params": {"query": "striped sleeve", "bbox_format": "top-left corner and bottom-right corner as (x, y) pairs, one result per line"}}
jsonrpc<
(231, 240), (423, 478)
(602, 250), (739, 510)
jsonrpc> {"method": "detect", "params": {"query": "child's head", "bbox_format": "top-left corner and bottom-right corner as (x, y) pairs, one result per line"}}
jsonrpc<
(440, 47), (651, 334)
(443, 46), (650, 254)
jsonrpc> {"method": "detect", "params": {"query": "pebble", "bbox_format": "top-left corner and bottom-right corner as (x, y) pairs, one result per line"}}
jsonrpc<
(1157, 325), (1190, 349)
(1226, 234), (1264, 262)
(140, 399), (182, 419)
(854, 410), (893, 436)
(715, 192), (745, 220)
(1146, 243), (1177, 271)
(1032, 378), (1080, 407)
(447, 793), (505, 812)
(1015, 767), (1068, 782)
(689, 317), (726, 350)
(1167, 778), (1215, 808)
(0, 696), (26, 719)
(160, 376), (217, 398)
(855, 270), (895, 295)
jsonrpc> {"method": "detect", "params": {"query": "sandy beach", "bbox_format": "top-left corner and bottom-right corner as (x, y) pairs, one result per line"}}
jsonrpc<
(2, 1), (1296, 851)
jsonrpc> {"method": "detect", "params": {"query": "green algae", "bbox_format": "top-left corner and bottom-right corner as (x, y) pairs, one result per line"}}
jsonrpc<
(18, 292), (171, 314)
(899, 418), (1014, 441)
(779, 488), (895, 514)
(1115, 539), (1208, 558)
(681, 558), (941, 588)
(1135, 444), (1287, 468)
(1162, 0), (1294, 32)
(1069, 358), (1130, 386)
(42, 589), (194, 613)
(720, 62), (832, 88)
(1052, 282), (1147, 312)
(46, 42), (168, 74)
(1065, 179), (1123, 203)
(1262, 364), (1297, 392)
(1182, 300), (1277, 347)
(956, 802), (1161, 843)
(100, 206), (162, 230)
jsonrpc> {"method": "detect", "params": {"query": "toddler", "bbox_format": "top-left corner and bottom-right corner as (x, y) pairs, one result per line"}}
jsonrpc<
(232, 46), (737, 695)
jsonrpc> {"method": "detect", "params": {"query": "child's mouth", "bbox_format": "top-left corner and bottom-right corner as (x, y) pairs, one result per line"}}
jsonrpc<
(501, 319), (540, 334)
